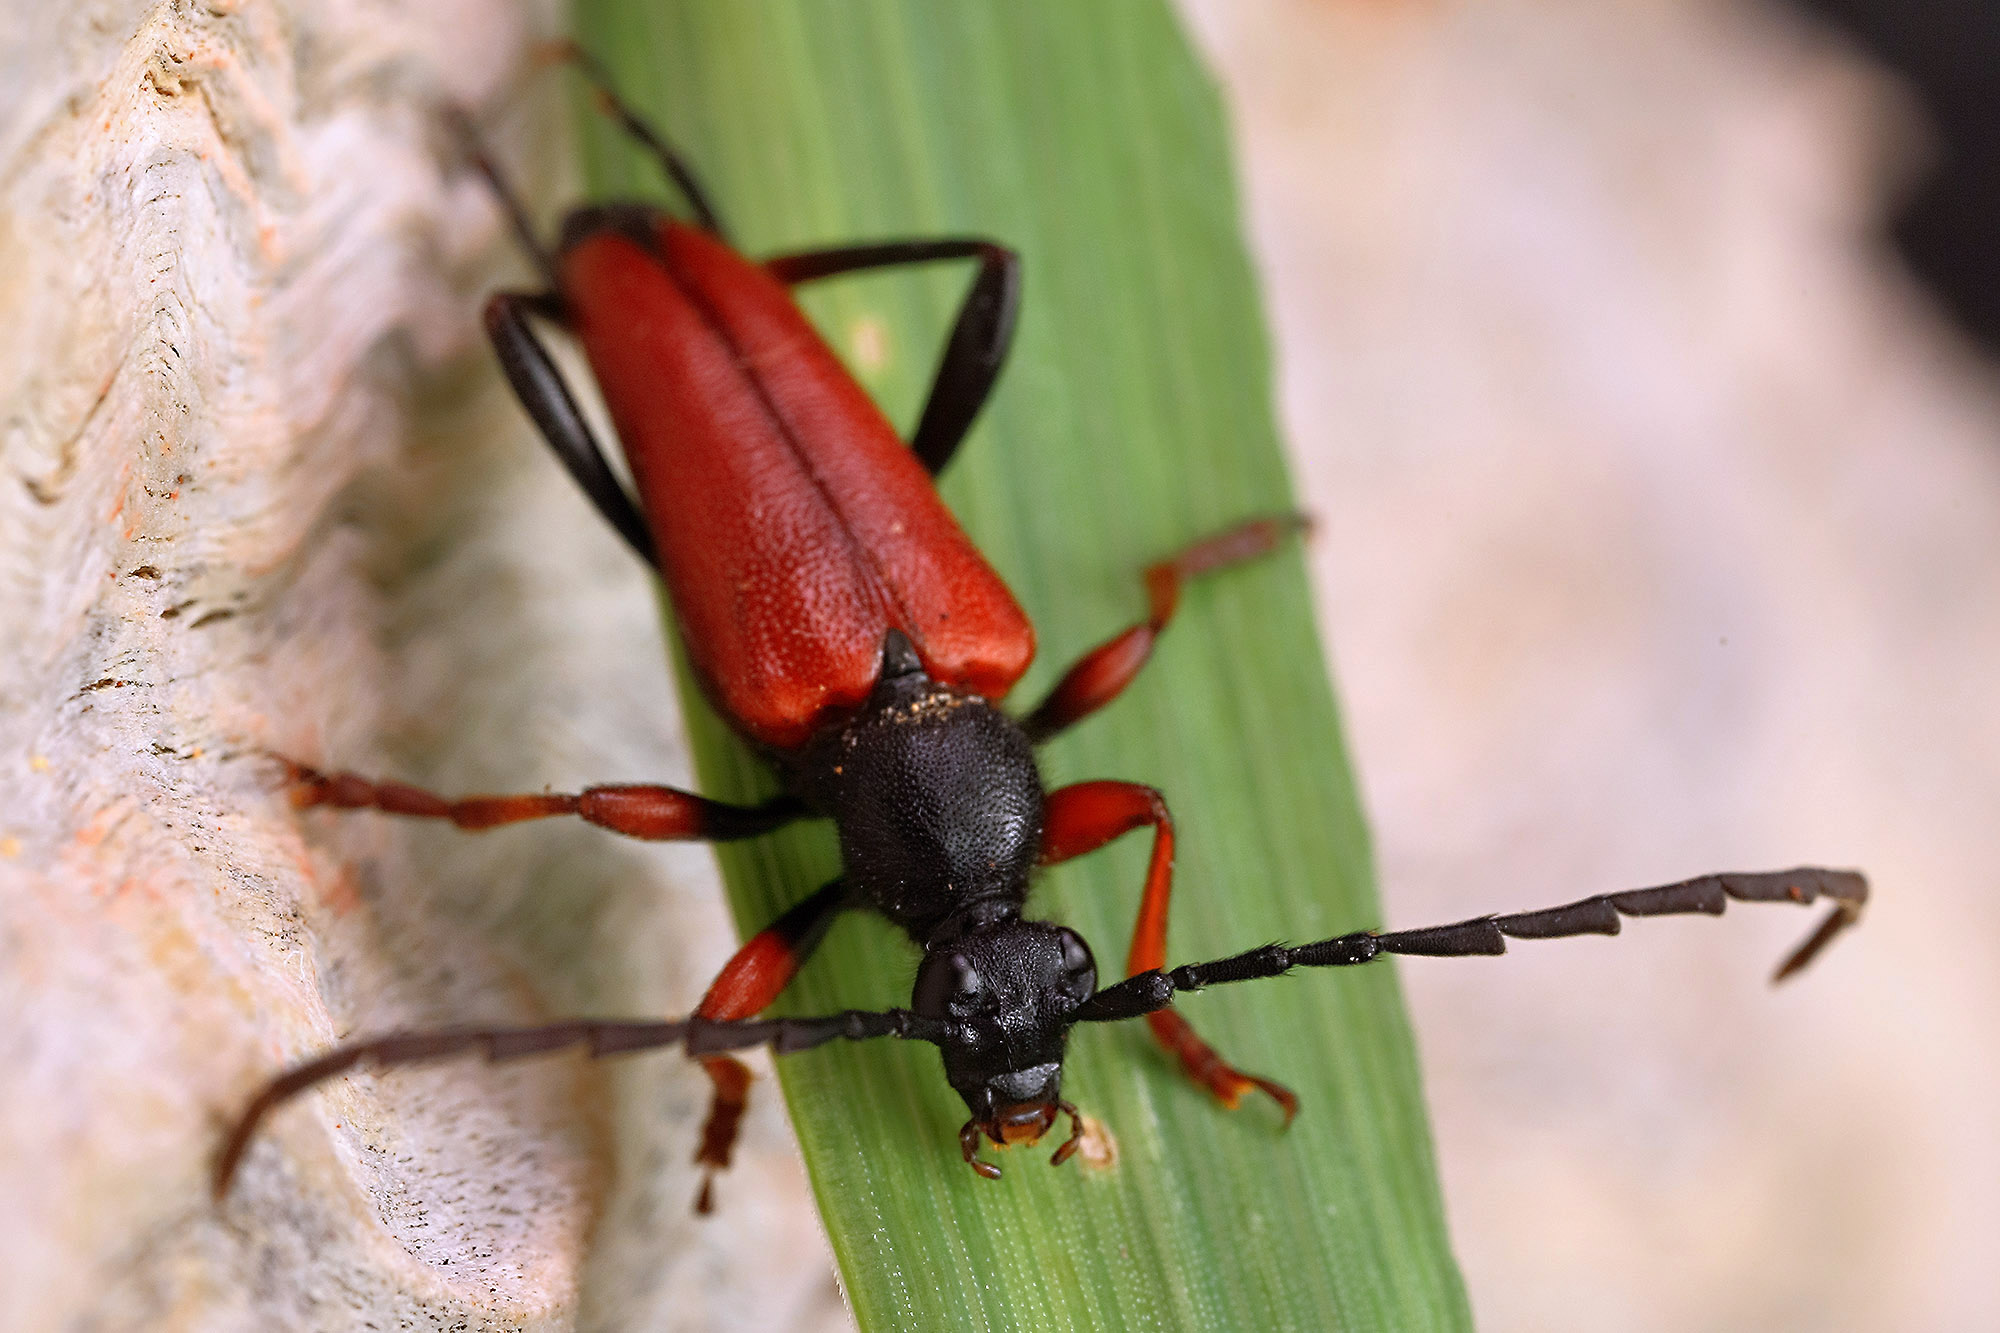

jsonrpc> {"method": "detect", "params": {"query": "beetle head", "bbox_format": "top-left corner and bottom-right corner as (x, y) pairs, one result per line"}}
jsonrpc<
(912, 916), (1097, 1175)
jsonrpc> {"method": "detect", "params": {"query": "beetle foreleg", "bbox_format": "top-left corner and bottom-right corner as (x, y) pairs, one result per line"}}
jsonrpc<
(1040, 781), (1297, 1120)
(689, 878), (852, 1214)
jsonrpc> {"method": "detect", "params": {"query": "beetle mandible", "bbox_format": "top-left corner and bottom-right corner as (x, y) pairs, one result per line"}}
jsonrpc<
(216, 50), (1867, 1210)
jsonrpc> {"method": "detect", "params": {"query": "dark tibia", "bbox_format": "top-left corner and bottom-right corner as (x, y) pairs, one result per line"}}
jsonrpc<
(484, 291), (658, 564)
(449, 106), (561, 290)
(1078, 867), (1869, 1023)
(543, 41), (727, 237)
(214, 1007), (948, 1200)
(764, 239), (1021, 475)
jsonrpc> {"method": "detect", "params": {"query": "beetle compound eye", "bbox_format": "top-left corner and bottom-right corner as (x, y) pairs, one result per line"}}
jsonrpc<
(914, 951), (984, 1018)
(1055, 929), (1096, 1001)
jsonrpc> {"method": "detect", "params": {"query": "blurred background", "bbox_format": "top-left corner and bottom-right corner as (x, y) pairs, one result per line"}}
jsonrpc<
(1182, 0), (2000, 1329)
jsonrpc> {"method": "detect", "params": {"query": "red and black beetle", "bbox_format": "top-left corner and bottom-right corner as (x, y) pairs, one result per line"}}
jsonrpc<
(216, 53), (1867, 1208)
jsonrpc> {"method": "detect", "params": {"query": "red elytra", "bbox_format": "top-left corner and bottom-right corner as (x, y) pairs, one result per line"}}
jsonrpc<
(564, 220), (1034, 749)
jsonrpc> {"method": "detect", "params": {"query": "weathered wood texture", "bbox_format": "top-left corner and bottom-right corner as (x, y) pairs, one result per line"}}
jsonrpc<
(0, 4), (842, 1328)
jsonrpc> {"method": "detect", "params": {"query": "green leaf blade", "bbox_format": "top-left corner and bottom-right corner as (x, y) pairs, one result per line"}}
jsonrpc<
(571, 2), (1470, 1328)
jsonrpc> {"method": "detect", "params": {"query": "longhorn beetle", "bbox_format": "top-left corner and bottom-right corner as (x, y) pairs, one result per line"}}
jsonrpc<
(216, 49), (1867, 1209)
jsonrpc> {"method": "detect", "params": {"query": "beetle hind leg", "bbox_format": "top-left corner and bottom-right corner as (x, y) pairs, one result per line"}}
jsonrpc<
(541, 40), (728, 238)
(765, 239), (1022, 475)
(449, 106), (563, 291)
(483, 290), (658, 564)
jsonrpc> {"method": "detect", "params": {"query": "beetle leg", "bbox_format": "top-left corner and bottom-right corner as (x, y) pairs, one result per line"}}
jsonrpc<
(454, 122), (654, 562)
(1021, 514), (1308, 744)
(277, 757), (804, 842)
(1039, 781), (1297, 1120)
(450, 106), (563, 291)
(541, 41), (728, 238)
(690, 878), (853, 1213)
(764, 239), (1020, 475)
(482, 290), (658, 564)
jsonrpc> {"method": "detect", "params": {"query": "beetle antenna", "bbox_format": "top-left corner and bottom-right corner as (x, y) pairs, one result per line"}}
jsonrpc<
(1076, 866), (1869, 1024)
(214, 1008), (947, 1199)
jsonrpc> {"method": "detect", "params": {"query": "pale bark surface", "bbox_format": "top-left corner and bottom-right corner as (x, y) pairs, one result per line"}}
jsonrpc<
(0, 3), (843, 1329)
